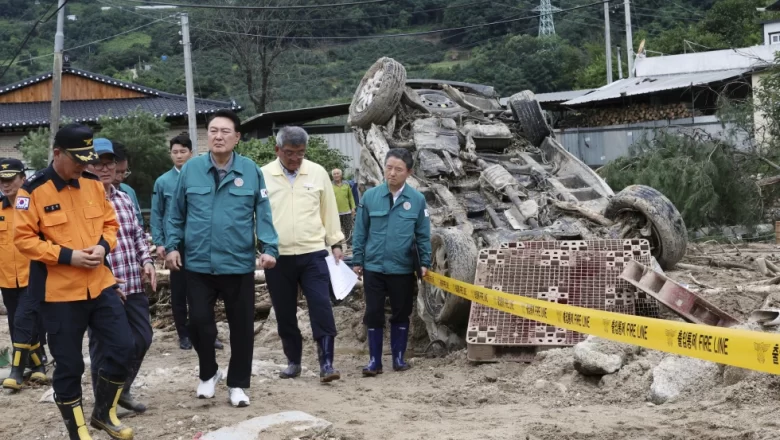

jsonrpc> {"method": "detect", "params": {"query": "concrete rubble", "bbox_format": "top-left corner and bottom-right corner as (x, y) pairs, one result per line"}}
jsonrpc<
(573, 336), (640, 376)
(648, 355), (721, 404)
(202, 411), (332, 439)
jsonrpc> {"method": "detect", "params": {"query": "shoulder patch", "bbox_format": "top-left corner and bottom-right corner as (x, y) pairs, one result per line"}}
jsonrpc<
(260, 188), (269, 198)
(21, 169), (49, 193)
(424, 209), (429, 217)
(15, 197), (30, 210)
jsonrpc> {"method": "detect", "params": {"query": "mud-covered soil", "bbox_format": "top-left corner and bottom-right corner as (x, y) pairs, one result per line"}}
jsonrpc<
(3, 243), (780, 440)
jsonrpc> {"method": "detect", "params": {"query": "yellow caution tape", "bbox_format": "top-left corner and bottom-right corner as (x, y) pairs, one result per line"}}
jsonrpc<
(423, 271), (780, 374)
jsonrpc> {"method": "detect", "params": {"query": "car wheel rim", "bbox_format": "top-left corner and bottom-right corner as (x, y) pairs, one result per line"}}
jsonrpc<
(355, 69), (384, 113)
(426, 240), (449, 318)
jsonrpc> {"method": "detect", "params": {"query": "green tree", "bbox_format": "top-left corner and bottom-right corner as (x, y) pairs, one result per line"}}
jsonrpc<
(18, 127), (50, 170)
(97, 110), (171, 208)
(236, 135), (350, 173)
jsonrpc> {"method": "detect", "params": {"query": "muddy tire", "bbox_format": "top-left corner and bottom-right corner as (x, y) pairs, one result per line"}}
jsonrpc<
(509, 91), (551, 147)
(419, 227), (477, 331)
(348, 57), (407, 129)
(604, 185), (687, 269)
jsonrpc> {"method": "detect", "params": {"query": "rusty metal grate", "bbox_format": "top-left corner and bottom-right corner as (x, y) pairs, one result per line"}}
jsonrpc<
(468, 240), (656, 361)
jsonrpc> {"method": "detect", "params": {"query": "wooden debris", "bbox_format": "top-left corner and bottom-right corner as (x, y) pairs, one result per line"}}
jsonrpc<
(688, 273), (715, 290)
(702, 285), (780, 295)
(686, 257), (757, 272)
(674, 263), (709, 272)
(553, 201), (614, 227)
(766, 260), (780, 273)
(756, 258), (772, 276)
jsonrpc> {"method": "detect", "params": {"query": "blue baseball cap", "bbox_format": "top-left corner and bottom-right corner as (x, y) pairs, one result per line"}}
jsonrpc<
(93, 138), (115, 158)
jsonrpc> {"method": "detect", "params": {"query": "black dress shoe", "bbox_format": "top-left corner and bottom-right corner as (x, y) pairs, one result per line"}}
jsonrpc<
(179, 337), (193, 350)
(214, 338), (224, 350)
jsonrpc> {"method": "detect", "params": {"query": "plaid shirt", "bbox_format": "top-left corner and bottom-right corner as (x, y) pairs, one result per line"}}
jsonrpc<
(107, 186), (152, 295)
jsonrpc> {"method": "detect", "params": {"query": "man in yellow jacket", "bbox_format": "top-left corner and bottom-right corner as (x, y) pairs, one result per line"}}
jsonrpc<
(261, 126), (345, 383)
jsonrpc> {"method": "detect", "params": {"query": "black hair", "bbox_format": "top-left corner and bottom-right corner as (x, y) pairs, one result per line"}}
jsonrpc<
(112, 141), (128, 163)
(169, 133), (193, 151)
(209, 109), (241, 132)
(385, 148), (414, 171)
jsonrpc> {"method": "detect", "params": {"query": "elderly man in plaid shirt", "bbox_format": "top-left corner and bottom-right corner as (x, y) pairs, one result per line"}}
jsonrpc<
(87, 138), (157, 414)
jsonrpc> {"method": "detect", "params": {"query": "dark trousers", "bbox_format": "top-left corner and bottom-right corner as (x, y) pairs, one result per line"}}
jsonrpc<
(2, 287), (45, 346)
(170, 254), (190, 339)
(363, 271), (416, 329)
(42, 288), (133, 401)
(339, 214), (353, 245)
(88, 293), (153, 377)
(185, 271), (254, 388)
(265, 250), (337, 364)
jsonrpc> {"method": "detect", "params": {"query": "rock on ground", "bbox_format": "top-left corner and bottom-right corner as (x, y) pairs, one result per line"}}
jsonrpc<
(573, 336), (640, 376)
(202, 411), (331, 439)
(649, 355), (721, 404)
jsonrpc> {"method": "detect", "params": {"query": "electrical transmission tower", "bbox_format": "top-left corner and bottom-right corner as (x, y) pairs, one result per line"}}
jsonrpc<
(533, 0), (561, 36)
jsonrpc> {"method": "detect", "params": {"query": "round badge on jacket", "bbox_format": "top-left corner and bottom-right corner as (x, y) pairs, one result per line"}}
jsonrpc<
(403, 201), (411, 210)
(235, 178), (244, 187)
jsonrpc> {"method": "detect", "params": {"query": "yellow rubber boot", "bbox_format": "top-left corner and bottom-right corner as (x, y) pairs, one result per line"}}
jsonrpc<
(2, 343), (31, 391)
(90, 375), (134, 439)
(28, 343), (48, 383)
(56, 397), (93, 440)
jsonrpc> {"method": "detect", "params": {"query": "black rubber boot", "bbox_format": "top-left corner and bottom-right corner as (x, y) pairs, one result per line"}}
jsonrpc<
(28, 343), (48, 383)
(90, 375), (134, 439)
(2, 343), (30, 390)
(278, 338), (302, 379)
(56, 396), (93, 440)
(362, 328), (384, 377)
(118, 362), (146, 414)
(317, 336), (341, 383)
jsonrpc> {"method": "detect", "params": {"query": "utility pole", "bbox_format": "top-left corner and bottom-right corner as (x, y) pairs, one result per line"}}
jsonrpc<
(180, 13), (198, 154)
(617, 46), (624, 79)
(624, 0), (634, 78)
(48, 0), (66, 162)
(604, 0), (613, 84)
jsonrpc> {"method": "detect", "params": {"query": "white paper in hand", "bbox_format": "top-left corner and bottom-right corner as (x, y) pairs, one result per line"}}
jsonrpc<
(325, 256), (358, 300)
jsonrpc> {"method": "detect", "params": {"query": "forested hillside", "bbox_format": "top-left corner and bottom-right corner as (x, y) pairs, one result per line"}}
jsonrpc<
(0, 0), (772, 113)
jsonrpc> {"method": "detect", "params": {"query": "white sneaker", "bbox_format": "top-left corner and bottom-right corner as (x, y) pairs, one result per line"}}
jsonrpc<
(229, 387), (250, 407)
(197, 370), (222, 399)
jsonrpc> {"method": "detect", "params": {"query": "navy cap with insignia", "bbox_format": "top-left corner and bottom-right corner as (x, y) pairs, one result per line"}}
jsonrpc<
(54, 123), (98, 165)
(0, 158), (24, 179)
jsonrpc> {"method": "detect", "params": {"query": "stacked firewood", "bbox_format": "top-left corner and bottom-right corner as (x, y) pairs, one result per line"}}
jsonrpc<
(560, 103), (694, 128)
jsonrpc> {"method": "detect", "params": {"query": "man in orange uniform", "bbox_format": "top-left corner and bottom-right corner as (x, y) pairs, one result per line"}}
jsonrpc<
(15, 124), (135, 440)
(1, 158), (47, 391)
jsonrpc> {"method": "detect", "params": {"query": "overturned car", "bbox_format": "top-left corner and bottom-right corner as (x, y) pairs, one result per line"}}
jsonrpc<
(347, 57), (687, 347)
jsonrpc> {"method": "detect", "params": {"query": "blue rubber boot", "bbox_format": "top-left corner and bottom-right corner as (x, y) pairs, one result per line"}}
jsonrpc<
(391, 324), (411, 372)
(362, 328), (384, 377)
(317, 336), (341, 383)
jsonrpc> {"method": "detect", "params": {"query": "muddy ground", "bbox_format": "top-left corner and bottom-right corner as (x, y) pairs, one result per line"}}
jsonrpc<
(4, 243), (780, 440)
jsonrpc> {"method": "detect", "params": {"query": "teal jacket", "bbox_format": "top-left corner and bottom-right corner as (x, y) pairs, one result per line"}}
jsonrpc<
(352, 182), (431, 275)
(119, 183), (143, 227)
(165, 152), (279, 275)
(151, 167), (180, 247)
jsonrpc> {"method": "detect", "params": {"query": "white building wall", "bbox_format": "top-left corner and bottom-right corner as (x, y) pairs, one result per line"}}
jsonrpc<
(765, 22), (780, 45)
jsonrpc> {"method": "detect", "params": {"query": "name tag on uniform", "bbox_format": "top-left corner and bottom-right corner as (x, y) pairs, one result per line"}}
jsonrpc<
(44, 204), (61, 213)
(303, 182), (314, 190)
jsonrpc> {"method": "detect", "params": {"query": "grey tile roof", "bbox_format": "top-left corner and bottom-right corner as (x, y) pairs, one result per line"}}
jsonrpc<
(0, 67), (241, 128)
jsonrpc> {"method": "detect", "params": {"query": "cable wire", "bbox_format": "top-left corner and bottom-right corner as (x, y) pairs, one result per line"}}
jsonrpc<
(185, 1), (604, 40)
(0, 0), (66, 82)
(114, 0), (394, 10)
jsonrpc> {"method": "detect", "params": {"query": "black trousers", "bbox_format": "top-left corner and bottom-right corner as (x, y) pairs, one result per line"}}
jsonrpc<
(265, 250), (337, 364)
(88, 293), (153, 376)
(42, 288), (133, 401)
(339, 214), (353, 245)
(2, 287), (46, 346)
(185, 271), (254, 388)
(170, 254), (190, 339)
(363, 271), (416, 329)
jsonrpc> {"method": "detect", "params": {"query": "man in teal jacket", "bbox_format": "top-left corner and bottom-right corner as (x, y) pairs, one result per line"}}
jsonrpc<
(151, 133), (197, 350)
(352, 148), (431, 376)
(165, 110), (279, 408)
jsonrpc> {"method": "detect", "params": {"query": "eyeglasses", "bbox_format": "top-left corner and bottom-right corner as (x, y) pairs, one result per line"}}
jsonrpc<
(282, 149), (305, 159)
(122, 170), (132, 178)
(93, 162), (117, 171)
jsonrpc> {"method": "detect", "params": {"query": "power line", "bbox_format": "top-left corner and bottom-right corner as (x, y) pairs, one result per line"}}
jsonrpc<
(6, 17), (174, 68)
(114, 0), (394, 10)
(185, 1), (604, 40)
(0, 0), (66, 82)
